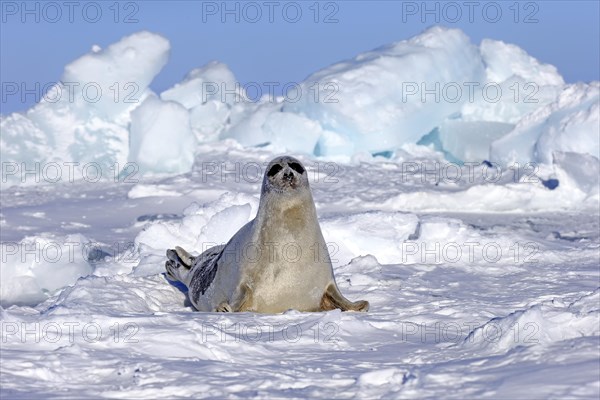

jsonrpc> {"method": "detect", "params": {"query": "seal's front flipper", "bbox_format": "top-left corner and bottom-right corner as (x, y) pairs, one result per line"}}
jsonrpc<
(232, 283), (254, 312)
(216, 302), (233, 312)
(320, 283), (369, 312)
(214, 284), (253, 313)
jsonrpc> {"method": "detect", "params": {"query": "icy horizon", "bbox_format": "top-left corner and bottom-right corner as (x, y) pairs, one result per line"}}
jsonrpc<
(1, 26), (599, 188)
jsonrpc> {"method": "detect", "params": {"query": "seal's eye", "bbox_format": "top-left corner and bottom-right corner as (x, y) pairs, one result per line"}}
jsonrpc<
(288, 162), (305, 175)
(267, 164), (283, 178)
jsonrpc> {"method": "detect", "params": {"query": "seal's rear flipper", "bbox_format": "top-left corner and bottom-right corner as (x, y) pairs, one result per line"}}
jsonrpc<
(165, 247), (195, 283)
(175, 246), (195, 267)
(166, 247), (193, 268)
(164, 260), (180, 281)
(320, 283), (369, 312)
(168, 246), (193, 268)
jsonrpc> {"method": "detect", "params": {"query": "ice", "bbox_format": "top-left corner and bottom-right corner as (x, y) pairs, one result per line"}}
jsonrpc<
(437, 120), (514, 161)
(62, 31), (170, 118)
(2, 27), (598, 187)
(458, 76), (563, 125)
(161, 62), (240, 142)
(216, 27), (589, 166)
(458, 39), (565, 124)
(553, 151), (600, 198)
(283, 26), (486, 155)
(314, 129), (356, 158)
(1, 31), (170, 187)
(128, 95), (196, 175)
(260, 112), (325, 155)
(490, 82), (600, 165)
(535, 88), (600, 163)
(480, 39), (564, 87)
(221, 101), (282, 148)
(188, 99), (231, 142)
(161, 61), (238, 109)
(0, 114), (49, 187)
(436, 39), (567, 163)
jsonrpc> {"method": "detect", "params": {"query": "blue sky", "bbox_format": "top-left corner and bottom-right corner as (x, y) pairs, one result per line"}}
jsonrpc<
(1, 0), (599, 114)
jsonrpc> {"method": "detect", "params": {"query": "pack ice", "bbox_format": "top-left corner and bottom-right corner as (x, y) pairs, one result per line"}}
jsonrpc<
(2, 26), (598, 182)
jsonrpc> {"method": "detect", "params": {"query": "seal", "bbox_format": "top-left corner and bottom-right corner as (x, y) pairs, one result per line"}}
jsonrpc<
(165, 156), (369, 313)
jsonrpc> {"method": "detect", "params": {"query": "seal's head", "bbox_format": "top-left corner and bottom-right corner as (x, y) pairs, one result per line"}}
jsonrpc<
(262, 156), (309, 195)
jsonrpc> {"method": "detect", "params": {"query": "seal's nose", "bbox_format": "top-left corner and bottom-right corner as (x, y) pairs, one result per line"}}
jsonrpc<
(283, 170), (294, 182)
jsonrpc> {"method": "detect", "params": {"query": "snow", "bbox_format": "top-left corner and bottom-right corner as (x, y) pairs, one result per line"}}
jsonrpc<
(1, 25), (600, 399)
(1, 234), (93, 307)
(2, 145), (599, 398)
